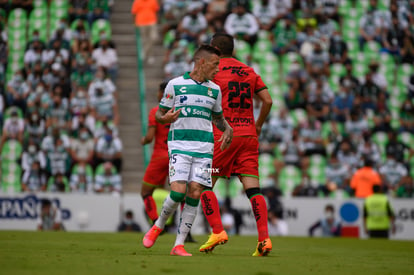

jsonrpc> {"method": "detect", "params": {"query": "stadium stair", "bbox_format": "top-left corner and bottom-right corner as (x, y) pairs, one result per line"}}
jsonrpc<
(111, 0), (165, 192)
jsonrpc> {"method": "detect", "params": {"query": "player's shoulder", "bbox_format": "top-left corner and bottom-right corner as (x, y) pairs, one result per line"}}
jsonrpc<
(167, 75), (186, 85)
(149, 106), (159, 114)
(206, 80), (220, 91)
(221, 58), (257, 74)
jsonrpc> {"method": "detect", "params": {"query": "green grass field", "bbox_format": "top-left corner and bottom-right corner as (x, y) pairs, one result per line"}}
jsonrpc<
(1, 231), (413, 275)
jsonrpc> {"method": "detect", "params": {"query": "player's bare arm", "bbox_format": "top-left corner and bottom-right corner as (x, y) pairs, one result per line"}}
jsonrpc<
(155, 108), (180, 124)
(212, 113), (233, 150)
(255, 89), (273, 136)
(141, 126), (156, 145)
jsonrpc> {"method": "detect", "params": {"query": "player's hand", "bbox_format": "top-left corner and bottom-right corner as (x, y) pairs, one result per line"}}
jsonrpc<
(140, 137), (147, 145)
(256, 124), (262, 136)
(162, 108), (181, 123)
(218, 129), (233, 151)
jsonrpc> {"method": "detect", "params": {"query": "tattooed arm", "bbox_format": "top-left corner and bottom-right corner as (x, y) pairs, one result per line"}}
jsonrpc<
(212, 113), (233, 150)
(155, 108), (180, 124)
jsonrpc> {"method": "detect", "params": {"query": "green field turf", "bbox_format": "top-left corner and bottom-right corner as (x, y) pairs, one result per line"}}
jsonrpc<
(1, 231), (413, 275)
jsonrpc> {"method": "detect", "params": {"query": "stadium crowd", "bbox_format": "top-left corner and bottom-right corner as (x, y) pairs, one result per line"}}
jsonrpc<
(159, 0), (414, 201)
(0, 0), (413, 204)
(0, 0), (123, 194)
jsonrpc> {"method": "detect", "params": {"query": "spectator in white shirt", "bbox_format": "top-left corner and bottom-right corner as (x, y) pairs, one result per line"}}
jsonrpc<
(367, 60), (387, 92)
(224, 3), (259, 47)
(380, 153), (408, 193)
(70, 126), (95, 166)
(253, 0), (278, 31)
(274, 0), (293, 21)
(95, 126), (122, 171)
(88, 68), (116, 98)
(50, 18), (72, 42)
(1, 108), (24, 149)
(71, 112), (96, 138)
(178, 3), (208, 44)
(92, 38), (118, 81)
(24, 40), (46, 73)
(359, 6), (382, 50)
(21, 140), (47, 173)
(42, 40), (69, 66)
(94, 161), (122, 194)
(6, 71), (31, 112)
(317, 0), (340, 22)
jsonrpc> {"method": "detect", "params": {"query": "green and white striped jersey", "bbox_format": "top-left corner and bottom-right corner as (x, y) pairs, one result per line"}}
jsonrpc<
(159, 72), (223, 159)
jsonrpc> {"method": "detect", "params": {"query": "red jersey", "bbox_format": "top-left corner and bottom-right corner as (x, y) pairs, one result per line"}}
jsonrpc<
(212, 57), (267, 137)
(148, 106), (170, 154)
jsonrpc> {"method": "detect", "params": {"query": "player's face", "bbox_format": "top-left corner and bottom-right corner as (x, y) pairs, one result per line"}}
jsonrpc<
(203, 54), (220, 81)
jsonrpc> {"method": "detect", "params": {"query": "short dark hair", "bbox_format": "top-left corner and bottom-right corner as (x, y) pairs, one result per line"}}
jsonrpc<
(41, 199), (52, 208)
(373, 184), (382, 193)
(211, 33), (234, 56)
(193, 44), (221, 62)
(363, 156), (374, 167)
(325, 204), (335, 212)
(159, 81), (168, 92)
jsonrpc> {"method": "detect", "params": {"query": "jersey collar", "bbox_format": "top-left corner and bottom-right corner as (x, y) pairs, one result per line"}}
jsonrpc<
(184, 71), (206, 85)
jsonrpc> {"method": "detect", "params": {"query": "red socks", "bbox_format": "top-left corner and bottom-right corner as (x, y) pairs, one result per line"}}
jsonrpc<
(143, 195), (158, 223)
(250, 194), (269, 242)
(201, 190), (224, 234)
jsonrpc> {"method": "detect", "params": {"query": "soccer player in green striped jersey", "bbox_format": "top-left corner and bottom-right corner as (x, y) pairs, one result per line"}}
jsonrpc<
(142, 45), (233, 256)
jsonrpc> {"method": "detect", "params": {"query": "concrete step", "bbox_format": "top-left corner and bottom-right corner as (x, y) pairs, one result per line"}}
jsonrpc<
(112, 2), (133, 13)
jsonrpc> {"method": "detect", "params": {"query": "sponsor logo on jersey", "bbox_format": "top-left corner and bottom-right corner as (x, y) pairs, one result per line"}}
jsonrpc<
(205, 100), (214, 106)
(179, 87), (187, 93)
(180, 95), (188, 103)
(226, 117), (254, 124)
(195, 98), (204, 104)
(223, 66), (249, 77)
(165, 93), (173, 100)
(169, 166), (176, 177)
(181, 107), (211, 119)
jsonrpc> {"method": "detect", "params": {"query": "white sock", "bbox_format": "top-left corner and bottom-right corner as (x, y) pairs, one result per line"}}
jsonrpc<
(155, 195), (180, 229)
(174, 203), (197, 247)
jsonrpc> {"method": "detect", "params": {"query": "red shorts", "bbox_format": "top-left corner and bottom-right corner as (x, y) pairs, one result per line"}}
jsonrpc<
(212, 136), (259, 178)
(143, 152), (169, 187)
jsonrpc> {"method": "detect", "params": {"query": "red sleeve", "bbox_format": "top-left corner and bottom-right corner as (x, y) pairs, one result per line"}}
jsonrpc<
(148, 107), (157, 127)
(254, 74), (267, 94)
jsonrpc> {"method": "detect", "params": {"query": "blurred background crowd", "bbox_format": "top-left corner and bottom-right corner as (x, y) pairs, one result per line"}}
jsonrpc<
(0, 0), (123, 194)
(157, 0), (414, 202)
(0, 0), (413, 206)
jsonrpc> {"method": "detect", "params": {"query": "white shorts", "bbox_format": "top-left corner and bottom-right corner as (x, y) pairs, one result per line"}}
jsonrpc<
(169, 153), (212, 188)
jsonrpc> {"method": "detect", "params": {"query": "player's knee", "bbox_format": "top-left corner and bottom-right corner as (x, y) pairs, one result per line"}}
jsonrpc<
(141, 186), (154, 198)
(170, 190), (186, 202)
(245, 187), (261, 199)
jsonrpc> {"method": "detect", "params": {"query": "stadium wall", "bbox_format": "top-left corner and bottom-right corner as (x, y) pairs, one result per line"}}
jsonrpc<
(0, 193), (413, 240)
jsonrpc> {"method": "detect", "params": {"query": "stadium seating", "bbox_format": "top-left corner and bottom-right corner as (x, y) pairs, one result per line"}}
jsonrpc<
(0, 1), (118, 193)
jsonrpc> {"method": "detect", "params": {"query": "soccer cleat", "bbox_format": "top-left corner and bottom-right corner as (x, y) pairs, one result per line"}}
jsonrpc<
(170, 245), (192, 256)
(252, 238), (272, 256)
(199, 230), (228, 253)
(142, 225), (162, 248)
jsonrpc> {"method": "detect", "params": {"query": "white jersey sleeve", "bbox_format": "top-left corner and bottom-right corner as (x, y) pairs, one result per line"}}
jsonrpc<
(159, 81), (175, 110)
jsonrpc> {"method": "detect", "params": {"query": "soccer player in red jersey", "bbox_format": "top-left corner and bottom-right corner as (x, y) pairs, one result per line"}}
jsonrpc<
(140, 82), (170, 224)
(199, 33), (273, 256)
